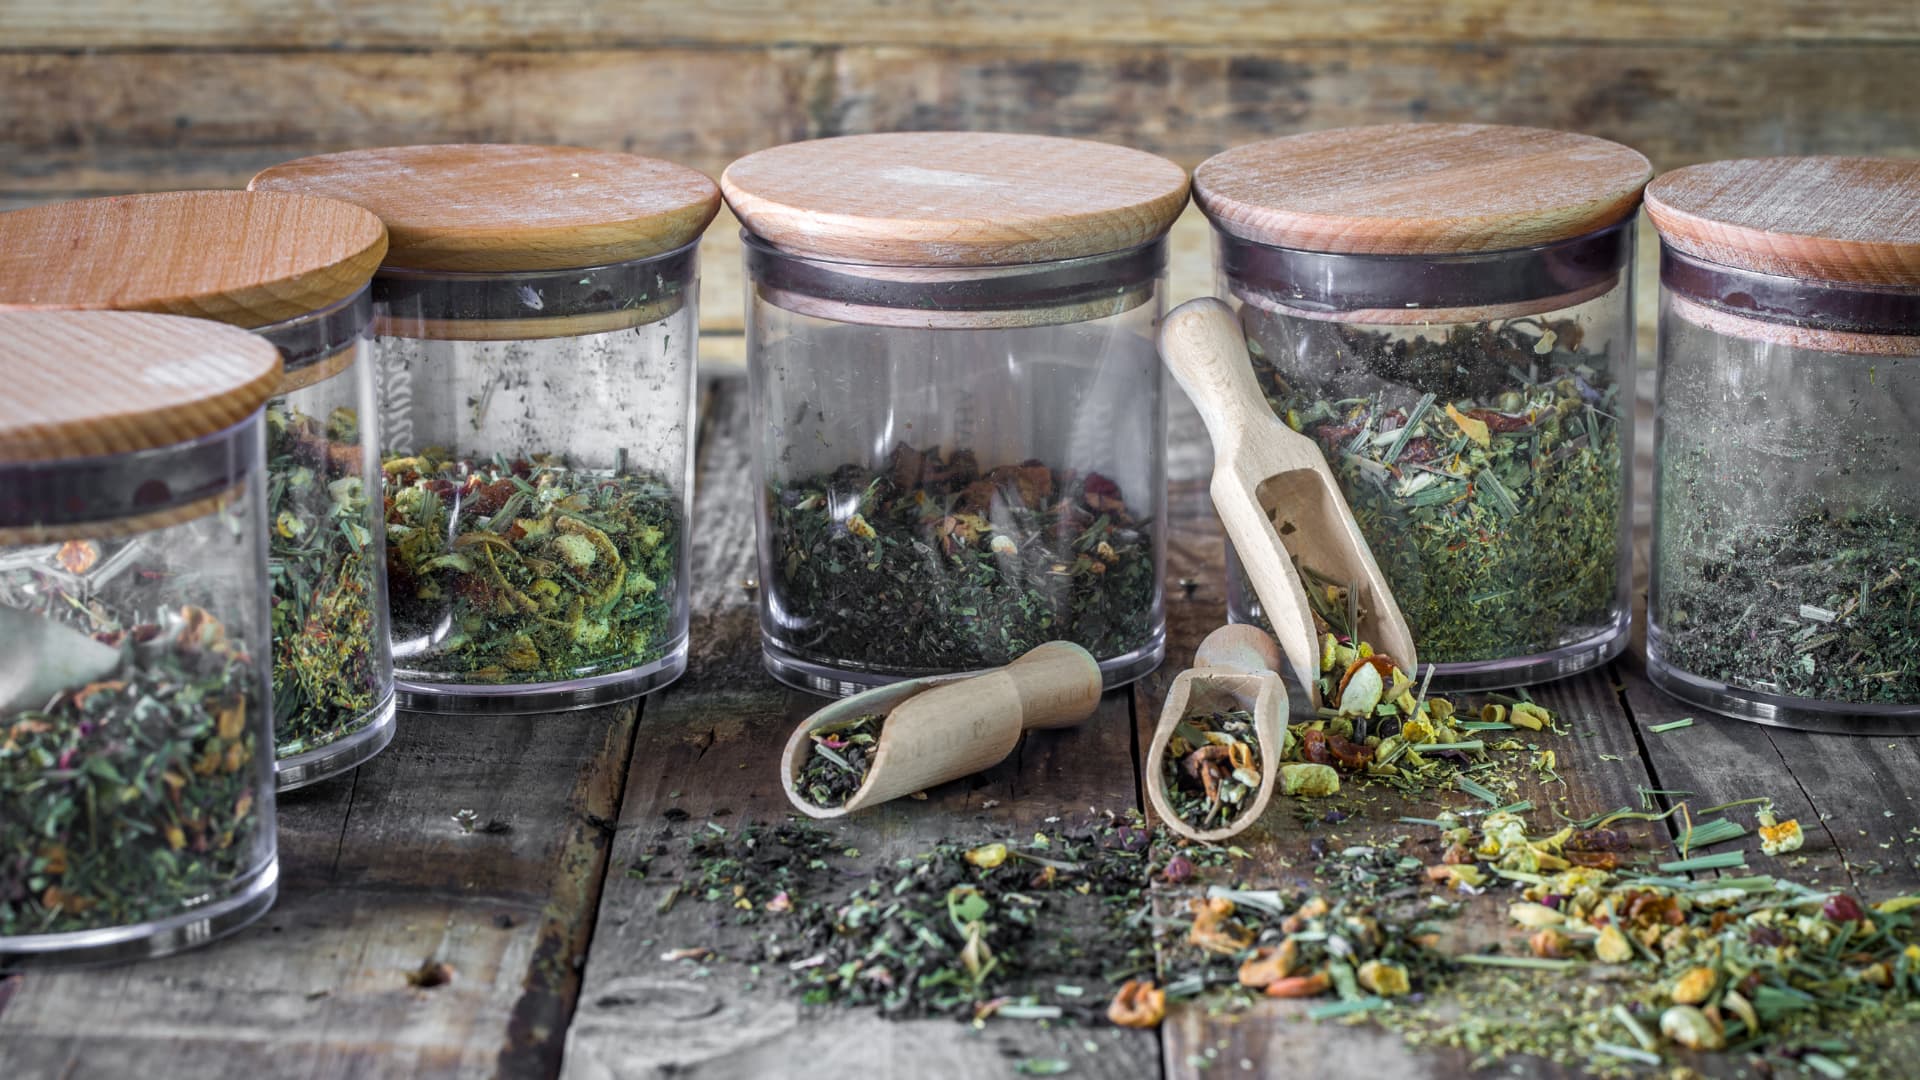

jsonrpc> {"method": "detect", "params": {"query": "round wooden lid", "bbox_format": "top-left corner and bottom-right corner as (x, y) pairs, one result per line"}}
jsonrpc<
(1646, 157), (1920, 288)
(0, 311), (282, 463)
(1194, 124), (1652, 255)
(250, 144), (722, 272)
(0, 190), (387, 329)
(721, 132), (1190, 266)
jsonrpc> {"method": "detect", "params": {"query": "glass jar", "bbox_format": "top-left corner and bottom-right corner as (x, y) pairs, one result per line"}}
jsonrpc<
(1646, 157), (1920, 732)
(253, 145), (720, 713)
(0, 189), (397, 790)
(1194, 125), (1650, 690)
(1, 311), (282, 970)
(723, 133), (1189, 695)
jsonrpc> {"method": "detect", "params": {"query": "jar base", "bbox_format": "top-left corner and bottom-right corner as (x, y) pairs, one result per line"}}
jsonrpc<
(0, 857), (278, 973)
(761, 632), (1165, 699)
(1646, 648), (1920, 736)
(1227, 607), (1629, 692)
(275, 692), (398, 792)
(394, 637), (689, 715)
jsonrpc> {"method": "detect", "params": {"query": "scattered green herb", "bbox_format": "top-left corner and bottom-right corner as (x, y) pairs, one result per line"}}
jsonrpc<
(1647, 718), (1694, 733)
(383, 450), (679, 683)
(765, 443), (1157, 674)
(796, 713), (881, 808)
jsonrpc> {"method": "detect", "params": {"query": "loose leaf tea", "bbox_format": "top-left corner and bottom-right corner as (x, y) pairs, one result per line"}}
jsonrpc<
(383, 451), (679, 683)
(267, 404), (384, 754)
(1242, 312), (1623, 663)
(1655, 504), (1920, 705)
(1160, 709), (1263, 829)
(767, 443), (1157, 673)
(796, 712), (881, 808)
(2, 605), (263, 936)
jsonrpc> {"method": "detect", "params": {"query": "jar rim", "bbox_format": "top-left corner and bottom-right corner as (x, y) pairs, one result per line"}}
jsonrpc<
(0, 412), (263, 540)
(372, 239), (697, 341)
(1660, 243), (1920, 339)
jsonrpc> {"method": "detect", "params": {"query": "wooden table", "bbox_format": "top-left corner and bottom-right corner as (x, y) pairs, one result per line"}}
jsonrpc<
(3, 376), (1913, 1080)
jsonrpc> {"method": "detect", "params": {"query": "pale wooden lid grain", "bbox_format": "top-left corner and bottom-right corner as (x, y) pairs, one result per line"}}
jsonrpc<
(0, 311), (282, 462)
(250, 144), (722, 272)
(721, 132), (1190, 266)
(1646, 157), (1920, 288)
(1195, 124), (1652, 255)
(0, 190), (387, 329)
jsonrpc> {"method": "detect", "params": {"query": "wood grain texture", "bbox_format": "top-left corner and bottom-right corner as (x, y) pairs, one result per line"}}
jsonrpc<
(0, 705), (639, 1080)
(722, 132), (1188, 265)
(1195, 124), (1651, 253)
(561, 382), (1160, 1079)
(2, 0), (1916, 50)
(0, 190), (386, 327)
(251, 145), (721, 272)
(0, 310), (281, 461)
(1647, 156), (1920, 286)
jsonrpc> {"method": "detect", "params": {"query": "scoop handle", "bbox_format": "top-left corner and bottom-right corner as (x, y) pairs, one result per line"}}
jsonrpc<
(1001, 641), (1105, 730)
(1156, 297), (1276, 454)
(1192, 624), (1284, 677)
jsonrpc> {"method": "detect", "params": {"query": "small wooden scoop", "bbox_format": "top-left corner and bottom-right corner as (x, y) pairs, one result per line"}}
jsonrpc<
(1157, 297), (1417, 706)
(781, 641), (1104, 819)
(1146, 625), (1291, 843)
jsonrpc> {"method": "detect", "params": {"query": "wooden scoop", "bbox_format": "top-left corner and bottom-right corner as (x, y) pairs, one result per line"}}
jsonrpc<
(1156, 297), (1417, 705)
(781, 641), (1104, 819)
(1146, 625), (1291, 843)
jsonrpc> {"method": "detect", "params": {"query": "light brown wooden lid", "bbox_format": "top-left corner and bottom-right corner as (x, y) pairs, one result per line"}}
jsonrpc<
(250, 144), (722, 272)
(0, 191), (387, 329)
(1194, 124), (1651, 255)
(0, 311), (282, 462)
(1646, 157), (1920, 288)
(721, 132), (1190, 266)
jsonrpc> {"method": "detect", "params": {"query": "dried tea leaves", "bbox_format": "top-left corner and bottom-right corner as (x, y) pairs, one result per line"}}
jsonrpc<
(384, 451), (679, 683)
(797, 712), (881, 808)
(766, 443), (1157, 674)
(1160, 709), (1263, 830)
(267, 404), (384, 755)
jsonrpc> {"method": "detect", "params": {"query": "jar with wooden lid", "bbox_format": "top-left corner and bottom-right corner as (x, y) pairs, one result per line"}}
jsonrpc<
(722, 133), (1187, 695)
(252, 145), (719, 713)
(1194, 124), (1649, 690)
(0, 190), (397, 791)
(0, 311), (282, 970)
(1645, 157), (1920, 733)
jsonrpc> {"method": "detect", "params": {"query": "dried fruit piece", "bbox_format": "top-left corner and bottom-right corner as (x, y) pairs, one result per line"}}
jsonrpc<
(965, 842), (1008, 869)
(1670, 966), (1717, 1005)
(1264, 971), (1333, 999)
(1281, 763), (1340, 798)
(1660, 1004), (1725, 1050)
(1357, 960), (1410, 997)
(1188, 896), (1254, 955)
(1237, 941), (1298, 989)
(1595, 924), (1633, 964)
(1107, 979), (1166, 1028)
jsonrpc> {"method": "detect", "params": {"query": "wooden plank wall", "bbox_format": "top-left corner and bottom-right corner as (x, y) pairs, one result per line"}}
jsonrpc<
(3, 0), (1919, 366)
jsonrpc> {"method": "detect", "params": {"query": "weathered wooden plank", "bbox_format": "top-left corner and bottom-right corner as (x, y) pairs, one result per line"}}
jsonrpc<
(562, 381), (1160, 1079)
(0, 706), (638, 1079)
(0, 0), (1914, 51)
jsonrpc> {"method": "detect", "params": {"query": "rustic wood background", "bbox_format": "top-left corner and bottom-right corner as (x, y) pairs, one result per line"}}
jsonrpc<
(4, 0), (1918, 366)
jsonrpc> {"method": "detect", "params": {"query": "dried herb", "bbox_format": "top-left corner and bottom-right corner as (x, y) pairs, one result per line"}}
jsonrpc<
(766, 443), (1157, 674)
(382, 451), (679, 683)
(1, 606), (263, 936)
(1654, 504), (1920, 705)
(266, 404), (383, 755)
(1241, 313), (1624, 664)
(1160, 709), (1263, 830)
(796, 713), (881, 808)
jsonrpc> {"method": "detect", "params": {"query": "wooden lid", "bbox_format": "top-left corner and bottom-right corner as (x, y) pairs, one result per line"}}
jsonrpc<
(1194, 124), (1651, 255)
(250, 144), (722, 272)
(0, 311), (282, 462)
(1646, 157), (1920, 288)
(0, 190), (387, 329)
(721, 132), (1190, 266)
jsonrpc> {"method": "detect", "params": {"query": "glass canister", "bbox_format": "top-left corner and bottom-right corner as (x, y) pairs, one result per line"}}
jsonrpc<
(721, 132), (1188, 695)
(252, 145), (719, 713)
(1645, 157), (1920, 733)
(1193, 124), (1650, 690)
(0, 310), (282, 970)
(0, 191), (397, 791)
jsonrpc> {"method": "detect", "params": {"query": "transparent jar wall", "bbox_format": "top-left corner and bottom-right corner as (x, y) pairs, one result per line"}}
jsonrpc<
(374, 249), (697, 712)
(261, 305), (396, 789)
(746, 242), (1168, 695)
(1, 422), (278, 969)
(1648, 288), (1920, 730)
(1217, 229), (1635, 689)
